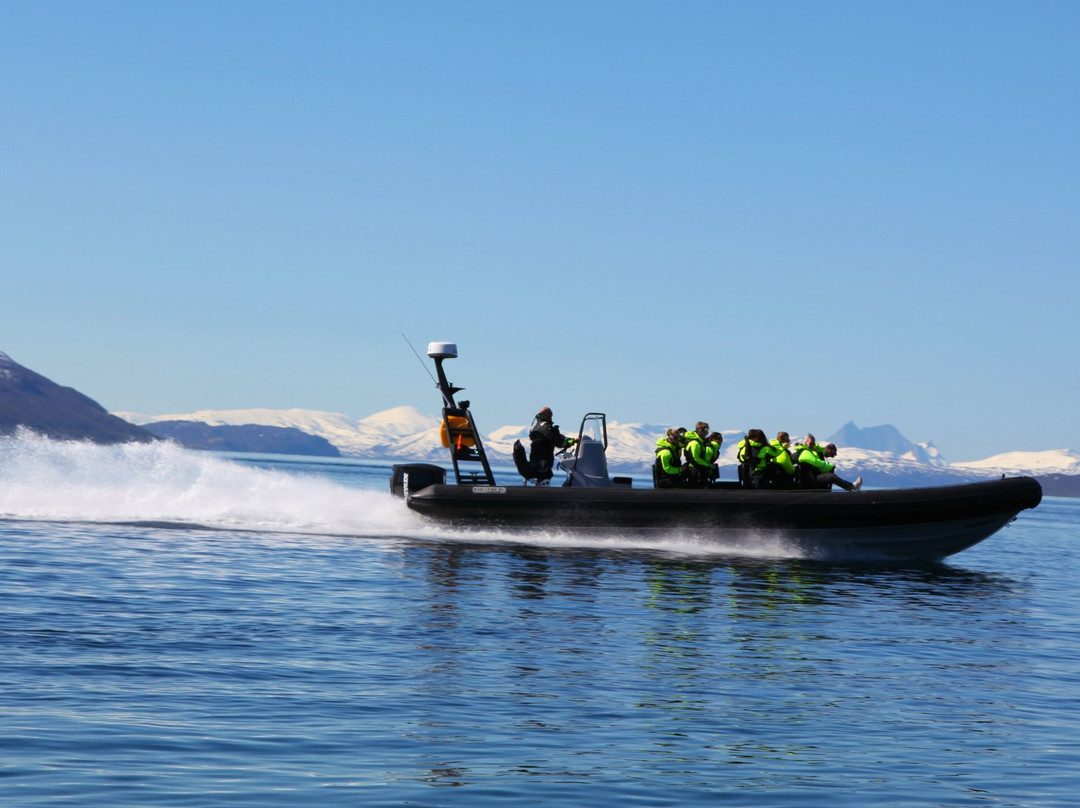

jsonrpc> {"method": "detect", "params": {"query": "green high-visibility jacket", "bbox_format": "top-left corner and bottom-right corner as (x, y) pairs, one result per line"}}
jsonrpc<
(737, 438), (775, 471)
(796, 445), (835, 473)
(655, 438), (683, 476)
(705, 439), (722, 465)
(683, 431), (711, 468)
(792, 443), (824, 462)
(768, 440), (795, 474)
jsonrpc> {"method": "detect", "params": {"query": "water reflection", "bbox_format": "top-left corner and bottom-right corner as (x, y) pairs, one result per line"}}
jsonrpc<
(399, 521), (1017, 624)
(388, 537), (1039, 789)
(2, 478), (1069, 805)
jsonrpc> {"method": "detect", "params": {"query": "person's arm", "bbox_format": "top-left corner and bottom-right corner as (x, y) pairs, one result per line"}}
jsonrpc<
(540, 422), (572, 448)
(798, 449), (834, 473)
(689, 439), (711, 467)
(774, 448), (795, 474)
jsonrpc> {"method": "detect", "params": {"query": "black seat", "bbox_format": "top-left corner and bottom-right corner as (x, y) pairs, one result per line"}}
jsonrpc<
(513, 439), (553, 485)
(797, 461), (831, 490)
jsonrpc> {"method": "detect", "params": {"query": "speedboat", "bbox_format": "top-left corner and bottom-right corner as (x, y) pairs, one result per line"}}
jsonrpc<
(390, 343), (1042, 561)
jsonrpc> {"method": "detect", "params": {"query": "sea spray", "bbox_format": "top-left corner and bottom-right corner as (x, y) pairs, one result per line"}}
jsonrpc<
(0, 431), (420, 537)
(0, 432), (809, 558)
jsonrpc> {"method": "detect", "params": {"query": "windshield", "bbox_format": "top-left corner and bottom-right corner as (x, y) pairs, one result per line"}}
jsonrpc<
(577, 413), (607, 449)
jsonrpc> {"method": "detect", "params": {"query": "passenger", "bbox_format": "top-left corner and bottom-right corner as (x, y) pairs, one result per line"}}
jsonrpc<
(706, 432), (724, 483)
(682, 421), (714, 487)
(529, 407), (574, 484)
(796, 437), (862, 492)
(737, 428), (771, 488)
(654, 428), (685, 488)
(791, 433), (821, 463)
(791, 433), (822, 487)
(766, 431), (797, 489)
(772, 431), (796, 462)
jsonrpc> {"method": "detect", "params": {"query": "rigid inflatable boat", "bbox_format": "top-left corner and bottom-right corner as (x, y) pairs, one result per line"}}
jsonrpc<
(390, 343), (1042, 561)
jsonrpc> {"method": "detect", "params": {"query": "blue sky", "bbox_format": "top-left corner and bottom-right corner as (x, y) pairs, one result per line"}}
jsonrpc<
(3, 1), (1077, 462)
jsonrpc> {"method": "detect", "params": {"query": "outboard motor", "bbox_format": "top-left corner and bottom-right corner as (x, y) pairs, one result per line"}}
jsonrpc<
(390, 464), (446, 498)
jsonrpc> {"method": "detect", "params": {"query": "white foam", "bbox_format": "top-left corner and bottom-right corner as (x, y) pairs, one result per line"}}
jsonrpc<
(404, 522), (809, 560)
(0, 432), (810, 558)
(0, 431), (422, 537)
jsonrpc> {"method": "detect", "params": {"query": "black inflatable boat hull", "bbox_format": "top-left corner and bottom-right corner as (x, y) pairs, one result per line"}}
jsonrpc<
(403, 476), (1043, 561)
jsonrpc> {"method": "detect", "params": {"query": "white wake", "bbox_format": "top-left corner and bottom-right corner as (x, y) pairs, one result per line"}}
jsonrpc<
(0, 431), (804, 558)
(0, 431), (418, 537)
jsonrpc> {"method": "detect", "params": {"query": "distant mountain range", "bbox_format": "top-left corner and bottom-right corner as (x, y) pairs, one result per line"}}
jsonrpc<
(142, 421), (341, 457)
(3, 348), (1076, 494)
(118, 405), (1080, 494)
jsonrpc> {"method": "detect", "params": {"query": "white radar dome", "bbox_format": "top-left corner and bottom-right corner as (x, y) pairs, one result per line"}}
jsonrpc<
(427, 342), (458, 359)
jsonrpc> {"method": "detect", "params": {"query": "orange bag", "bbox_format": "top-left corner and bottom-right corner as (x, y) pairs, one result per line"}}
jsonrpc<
(439, 415), (475, 449)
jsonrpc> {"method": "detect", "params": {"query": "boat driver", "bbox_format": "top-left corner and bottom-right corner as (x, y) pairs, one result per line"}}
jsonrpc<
(529, 407), (575, 484)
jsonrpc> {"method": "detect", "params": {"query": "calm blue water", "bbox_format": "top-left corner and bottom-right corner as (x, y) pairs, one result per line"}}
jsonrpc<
(1, 435), (1077, 807)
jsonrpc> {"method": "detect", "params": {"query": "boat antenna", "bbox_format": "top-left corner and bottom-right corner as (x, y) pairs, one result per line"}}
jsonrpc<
(402, 333), (437, 386)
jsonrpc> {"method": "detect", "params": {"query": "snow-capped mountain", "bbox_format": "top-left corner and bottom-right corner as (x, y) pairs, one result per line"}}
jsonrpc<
(119, 407), (743, 470)
(828, 421), (943, 465)
(117, 406), (436, 458)
(953, 450), (1080, 476)
(115, 407), (1080, 489)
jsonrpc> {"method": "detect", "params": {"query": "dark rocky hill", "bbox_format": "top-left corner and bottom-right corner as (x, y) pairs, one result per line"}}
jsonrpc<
(144, 421), (341, 457)
(0, 351), (156, 444)
(1033, 474), (1080, 498)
